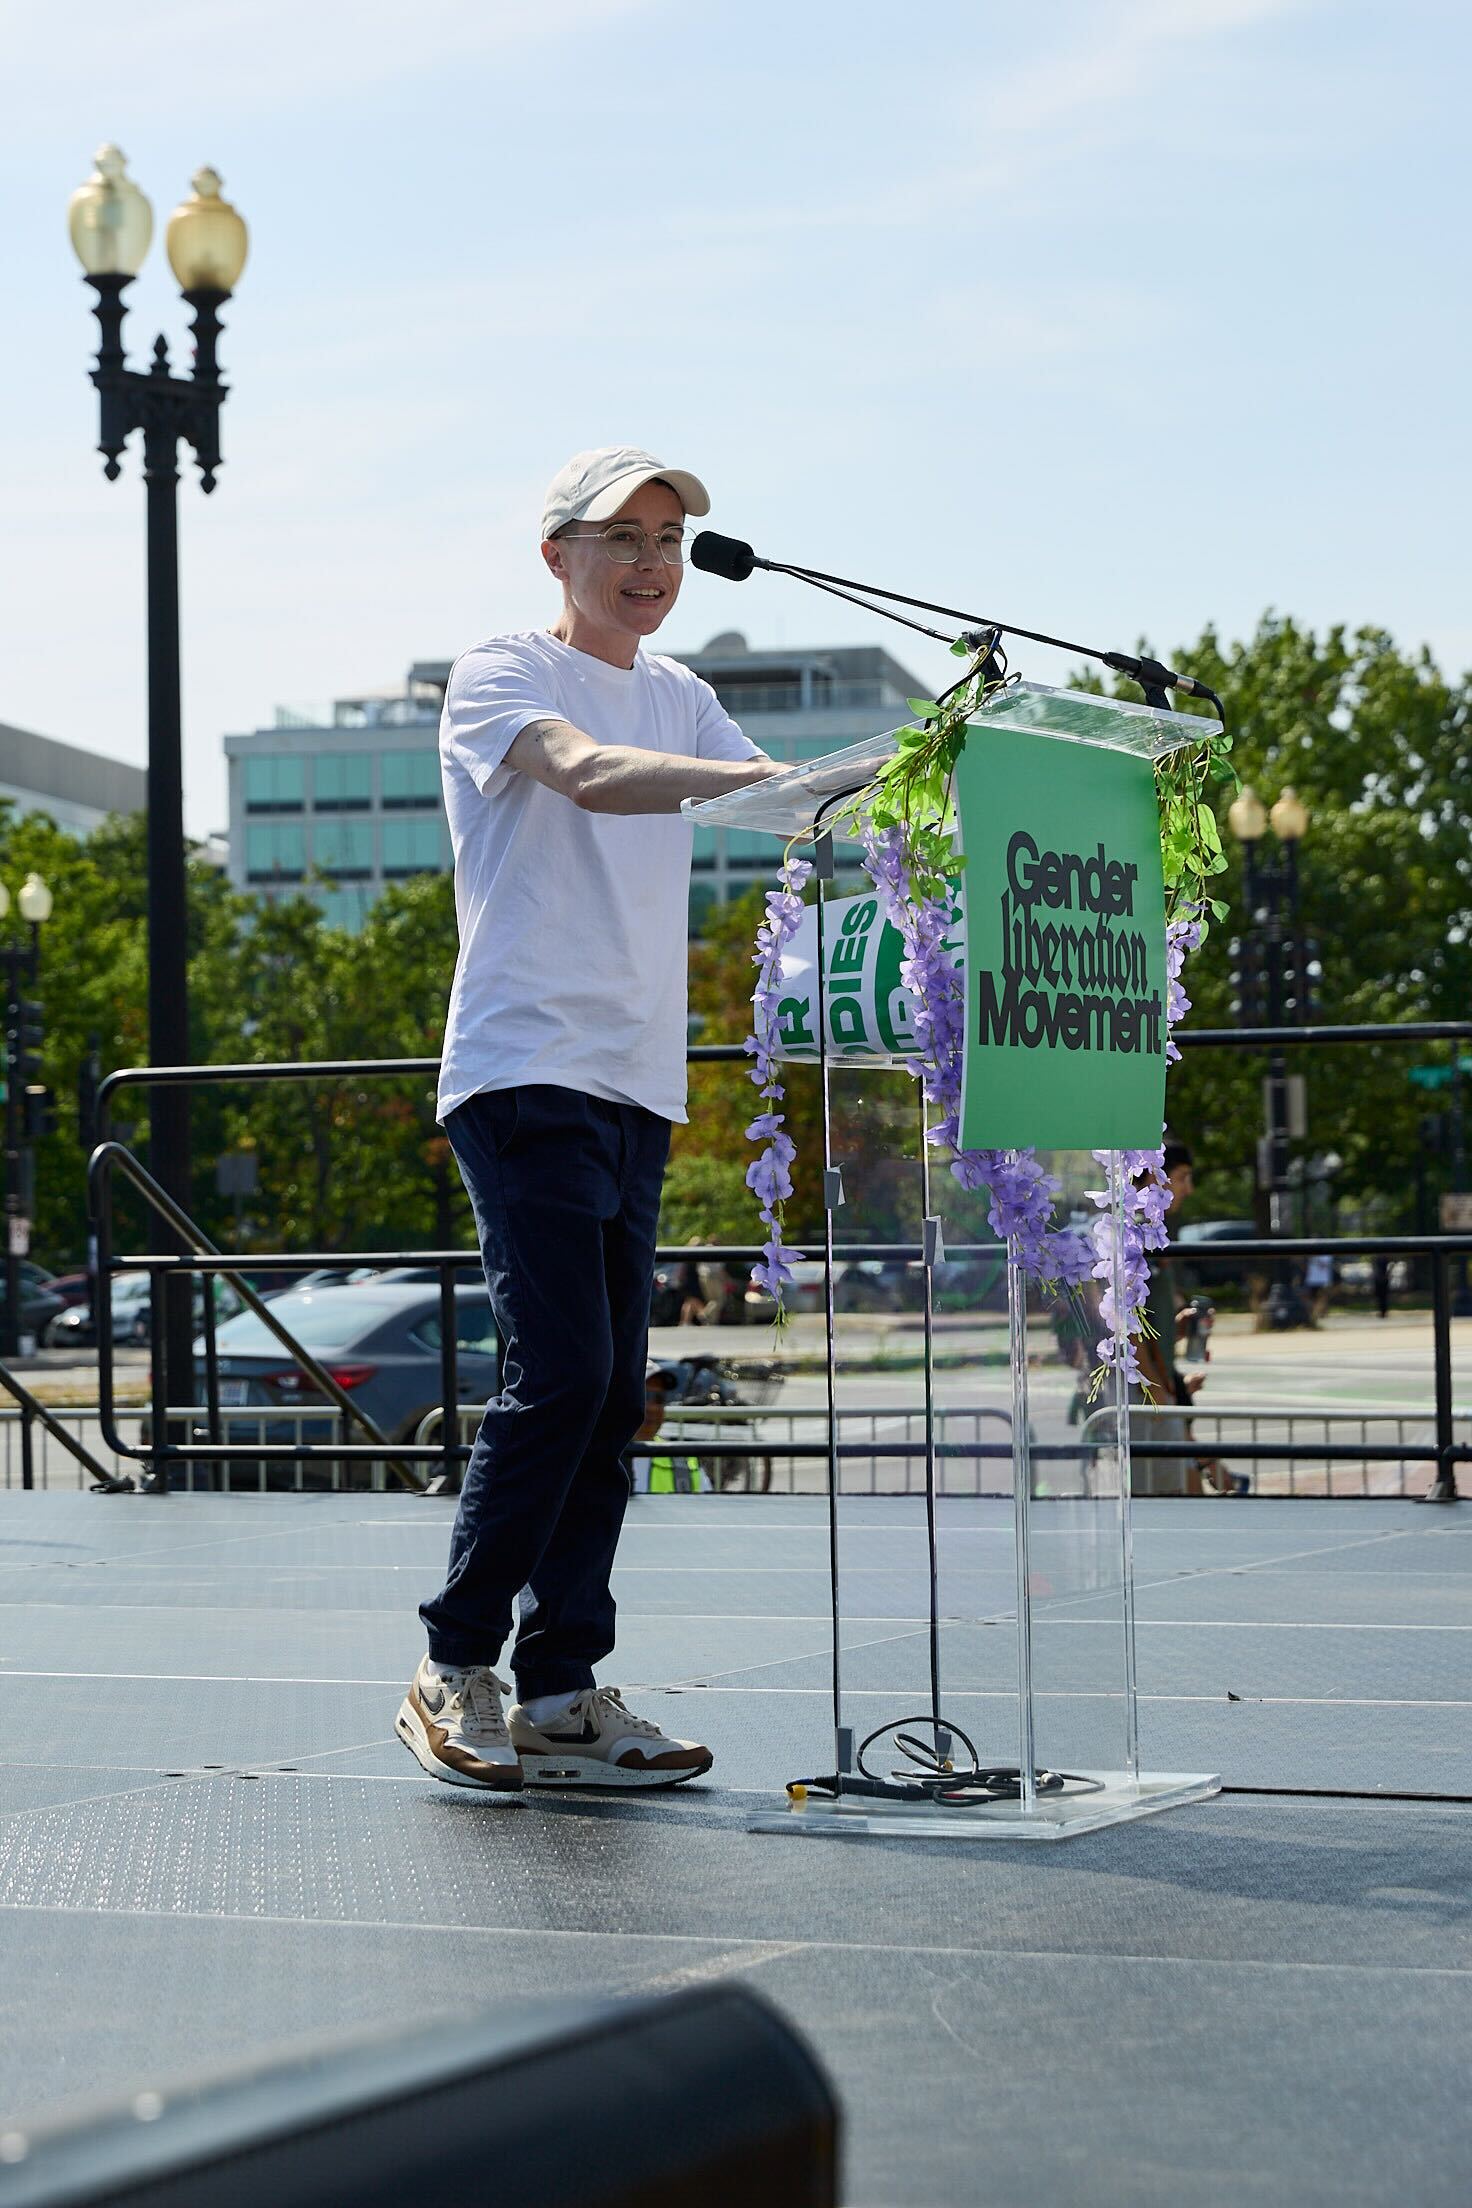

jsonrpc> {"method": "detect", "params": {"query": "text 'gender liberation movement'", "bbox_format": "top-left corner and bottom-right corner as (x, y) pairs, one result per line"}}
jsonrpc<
(975, 831), (1163, 1056)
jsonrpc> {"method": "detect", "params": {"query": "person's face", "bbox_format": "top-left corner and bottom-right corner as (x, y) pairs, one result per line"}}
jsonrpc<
(1165, 1162), (1195, 1217)
(543, 478), (687, 648)
(636, 1378), (671, 1444)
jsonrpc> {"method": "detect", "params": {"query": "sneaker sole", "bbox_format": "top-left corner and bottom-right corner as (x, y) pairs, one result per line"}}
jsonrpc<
(516, 1749), (713, 1791)
(395, 1696), (524, 1796)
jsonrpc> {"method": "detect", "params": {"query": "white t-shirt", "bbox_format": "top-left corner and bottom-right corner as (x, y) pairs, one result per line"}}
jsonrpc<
(437, 630), (760, 1125)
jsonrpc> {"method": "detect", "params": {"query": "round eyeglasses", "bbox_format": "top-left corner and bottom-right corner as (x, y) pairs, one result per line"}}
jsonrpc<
(559, 524), (687, 567)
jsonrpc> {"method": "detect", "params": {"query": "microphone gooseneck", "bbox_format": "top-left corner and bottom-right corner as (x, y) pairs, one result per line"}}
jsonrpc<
(691, 532), (1224, 719)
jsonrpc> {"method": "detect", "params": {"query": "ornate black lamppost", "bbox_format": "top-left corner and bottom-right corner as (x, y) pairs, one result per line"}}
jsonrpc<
(1228, 786), (1319, 1328)
(67, 146), (248, 1409)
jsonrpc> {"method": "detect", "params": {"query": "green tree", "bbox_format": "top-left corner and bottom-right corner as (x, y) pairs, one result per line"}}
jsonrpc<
(1096, 617), (1471, 1224)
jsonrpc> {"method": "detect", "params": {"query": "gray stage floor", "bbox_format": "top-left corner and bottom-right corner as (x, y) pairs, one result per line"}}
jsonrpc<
(2, 1491), (1469, 2205)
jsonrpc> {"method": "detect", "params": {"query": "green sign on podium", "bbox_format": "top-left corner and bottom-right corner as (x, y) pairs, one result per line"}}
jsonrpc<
(955, 723), (1168, 1152)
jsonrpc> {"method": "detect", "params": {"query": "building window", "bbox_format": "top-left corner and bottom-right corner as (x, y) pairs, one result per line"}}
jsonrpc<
(382, 817), (442, 877)
(246, 822), (306, 880)
(317, 885), (375, 933)
(312, 754), (373, 811)
(243, 756), (305, 814)
(688, 882), (717, 937)
(312, 818), (375, 879)
(382, 749), (441, 809)
(691, 827), (718, 871)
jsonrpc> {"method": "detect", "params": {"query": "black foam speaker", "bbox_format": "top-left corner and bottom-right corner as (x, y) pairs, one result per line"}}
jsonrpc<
(2, 1986), (839, 2208)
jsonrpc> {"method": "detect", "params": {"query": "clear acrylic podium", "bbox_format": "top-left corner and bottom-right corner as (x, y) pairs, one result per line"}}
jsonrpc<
(686, 682), (1221, 1840)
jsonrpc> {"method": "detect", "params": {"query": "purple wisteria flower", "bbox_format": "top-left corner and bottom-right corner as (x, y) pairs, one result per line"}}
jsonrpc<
(744, 851), (813, 1307)
(1086, 908), (1206, 1378)
(746, 820), (1204, 1360)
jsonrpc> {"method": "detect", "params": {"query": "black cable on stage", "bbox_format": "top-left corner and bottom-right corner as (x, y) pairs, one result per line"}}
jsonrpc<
(786, 1716), (1104, 1808)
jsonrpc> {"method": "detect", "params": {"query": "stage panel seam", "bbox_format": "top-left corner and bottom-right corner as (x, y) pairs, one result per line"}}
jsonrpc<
(0, 1898), (1467, 1979)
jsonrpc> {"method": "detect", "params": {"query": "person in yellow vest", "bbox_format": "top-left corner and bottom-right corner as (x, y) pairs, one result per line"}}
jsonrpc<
(629, 1361), (707, 1495)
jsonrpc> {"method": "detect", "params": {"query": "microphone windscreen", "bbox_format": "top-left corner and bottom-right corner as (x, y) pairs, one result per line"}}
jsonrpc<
(691, 531), (756, 582)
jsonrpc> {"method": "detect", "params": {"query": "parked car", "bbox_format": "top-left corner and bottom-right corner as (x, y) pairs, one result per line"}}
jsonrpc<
(0, 1262), (66, 1346)
(1174, 1220), (1263, 1289)
(744, 1259), (905, 1317)
(260, 1266), (386, 1297)
(44, 1270), (94, 1311)
(46, 1273), (241, 1349)
(196, 1280), (501, 1447)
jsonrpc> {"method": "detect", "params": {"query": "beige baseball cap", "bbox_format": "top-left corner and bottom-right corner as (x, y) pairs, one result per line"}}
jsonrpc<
(541, 446), (711, 540)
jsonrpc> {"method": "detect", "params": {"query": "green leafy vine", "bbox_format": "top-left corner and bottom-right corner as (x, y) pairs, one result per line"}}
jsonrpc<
(836, 637), (1236, 938)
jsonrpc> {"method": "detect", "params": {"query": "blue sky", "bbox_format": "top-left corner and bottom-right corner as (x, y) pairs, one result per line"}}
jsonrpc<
(2, 0), (1468, 834)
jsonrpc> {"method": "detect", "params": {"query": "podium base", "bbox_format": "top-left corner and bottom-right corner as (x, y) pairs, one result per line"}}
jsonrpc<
(747, 1770), (1220, 1843)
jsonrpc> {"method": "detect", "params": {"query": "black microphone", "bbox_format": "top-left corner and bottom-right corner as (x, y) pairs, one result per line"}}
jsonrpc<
(1102, 650), (1216, 703)
(690, 531), (767, 582)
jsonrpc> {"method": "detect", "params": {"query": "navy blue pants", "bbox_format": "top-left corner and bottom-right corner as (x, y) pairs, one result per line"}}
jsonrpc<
(419, 1085), (670, 1696)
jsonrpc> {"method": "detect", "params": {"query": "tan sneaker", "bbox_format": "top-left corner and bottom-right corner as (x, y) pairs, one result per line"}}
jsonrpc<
(508, 1686), (713, 1789)
(396, 1657), (523, 1793)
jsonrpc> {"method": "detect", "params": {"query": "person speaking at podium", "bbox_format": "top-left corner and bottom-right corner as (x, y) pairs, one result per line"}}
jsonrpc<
(397, 447), (780, 1795)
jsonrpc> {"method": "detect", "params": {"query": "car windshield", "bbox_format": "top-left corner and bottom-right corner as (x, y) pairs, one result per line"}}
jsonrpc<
(213, 1294), (403, 1353)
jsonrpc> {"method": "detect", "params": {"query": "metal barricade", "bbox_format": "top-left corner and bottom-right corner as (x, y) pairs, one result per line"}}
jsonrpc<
(1078, 1402), (1472, 1499)
(0, 1404), (361, 1493)
(416, 1400), (1015, 1496)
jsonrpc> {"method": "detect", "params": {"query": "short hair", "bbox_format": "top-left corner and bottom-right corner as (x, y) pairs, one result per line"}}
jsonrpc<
(1163, 1141), (1194, 1175)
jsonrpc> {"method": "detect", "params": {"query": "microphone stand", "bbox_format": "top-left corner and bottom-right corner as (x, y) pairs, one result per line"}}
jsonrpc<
(695, 538), (1222, 718)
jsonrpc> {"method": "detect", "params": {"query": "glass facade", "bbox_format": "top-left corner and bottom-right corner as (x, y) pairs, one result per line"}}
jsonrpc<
(317, 884), (377, 932)
(313, 753), (372, 811)
(312, 818), (375, 878)
(245, 821), (306, 880)
(382, 750), (441, 808)
(243, 755), (305, 813)
(382, 816), (442, 876)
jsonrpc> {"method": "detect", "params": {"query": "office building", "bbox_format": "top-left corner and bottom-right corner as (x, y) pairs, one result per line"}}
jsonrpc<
(225, 633), (923, 933)
(0, 720), (146, 834)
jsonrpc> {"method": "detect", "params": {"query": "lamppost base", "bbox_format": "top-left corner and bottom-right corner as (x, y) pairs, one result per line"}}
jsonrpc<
(1419, 1476), (1460, 1506)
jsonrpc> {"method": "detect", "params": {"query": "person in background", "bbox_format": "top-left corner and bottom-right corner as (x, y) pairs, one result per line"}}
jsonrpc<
(1305, 1250), (1334, 1324)
(1373, 1255), (1392, 1320)
(1134, 1141), (1243, 1496)
(628, 1361), (706, 1494)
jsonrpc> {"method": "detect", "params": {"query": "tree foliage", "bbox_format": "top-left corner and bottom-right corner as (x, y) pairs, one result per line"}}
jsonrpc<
(1098, 616), (1471, 1222)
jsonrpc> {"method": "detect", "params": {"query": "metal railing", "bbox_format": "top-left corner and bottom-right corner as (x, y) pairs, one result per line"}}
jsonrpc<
(416, 1400), (1016, 1497)
(66, 1018), (1472, 1498)
(0, 1404), (351, 1492)
(1079, 1403), (1472, 1499)
(13, 1390), (1468, 1502)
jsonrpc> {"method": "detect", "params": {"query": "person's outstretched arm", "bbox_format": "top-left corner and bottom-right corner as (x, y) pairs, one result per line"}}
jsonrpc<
(506, 717), (781, 815)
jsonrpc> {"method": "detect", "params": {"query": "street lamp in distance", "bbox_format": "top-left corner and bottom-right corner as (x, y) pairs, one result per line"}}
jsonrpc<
(1228, 786), (1320, 1328)
(0, 875), (55, 1360)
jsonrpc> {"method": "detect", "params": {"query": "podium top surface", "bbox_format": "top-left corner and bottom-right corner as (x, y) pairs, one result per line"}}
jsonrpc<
(684, 678), (1219, 838)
